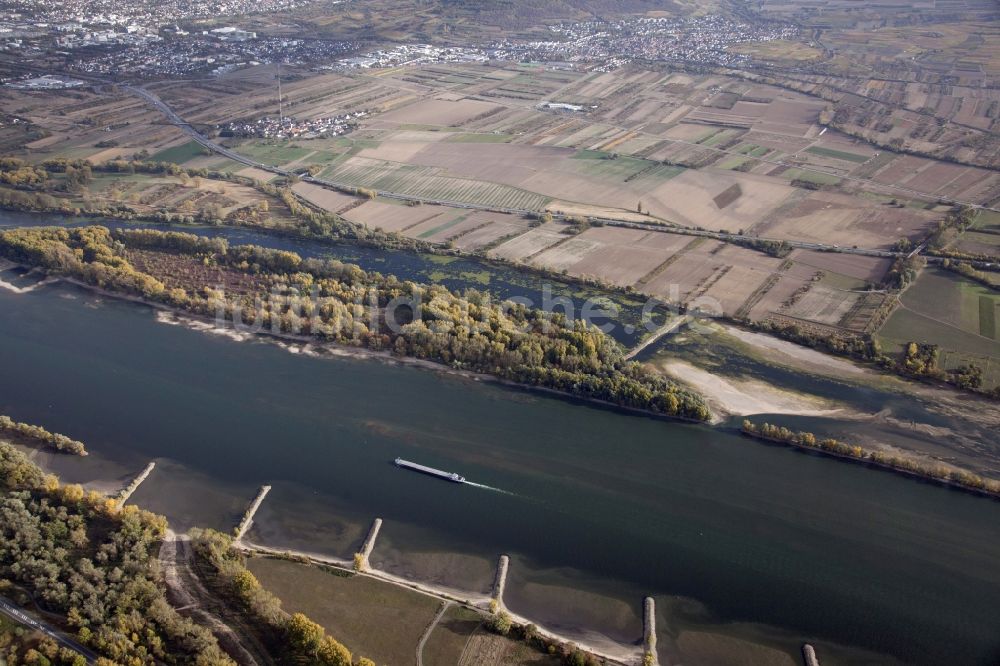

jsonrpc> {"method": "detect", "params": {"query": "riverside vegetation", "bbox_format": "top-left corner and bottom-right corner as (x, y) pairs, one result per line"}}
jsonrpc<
(740, 420), (1000, 496)
(744, 309), (1000, 399)
(0, 439), (383, 665)
(191, 530), (375, 666)
(0, 441), (233, 665)
(0, 603), (86, 666)
(4, 157), (997, 399)
(0, 226), (709, 420)
(0, 415), (87, 456)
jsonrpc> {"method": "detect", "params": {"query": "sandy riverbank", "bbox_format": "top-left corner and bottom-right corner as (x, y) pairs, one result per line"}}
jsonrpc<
(720, 324), (868, 377)
(658, 359), (845, 422)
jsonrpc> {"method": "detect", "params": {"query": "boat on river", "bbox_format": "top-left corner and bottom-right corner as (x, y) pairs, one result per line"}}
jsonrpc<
(395, 457), (466, 483)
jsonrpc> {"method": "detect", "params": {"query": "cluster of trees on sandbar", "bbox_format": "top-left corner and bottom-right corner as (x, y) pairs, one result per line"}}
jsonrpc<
(0, 442), (235, 665)
(0, 415), (86, 455)
(0, 226), (709, 421)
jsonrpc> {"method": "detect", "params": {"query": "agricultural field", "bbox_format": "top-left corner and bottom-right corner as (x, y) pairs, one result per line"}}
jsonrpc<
(948, 209), (1000, 258)
(244, 556), (559, 666)
(422, 605), (484, 665)
(246, 556), (440, 666)
(879, 268), (1000, 388)
(318, 155), (552, 210)
(727, 39), (824, 63)
(7, 59), (992, 339)
(149, 140), (212, 164)
(422, 606), (561, 666)
(25, 62), (988, 251)
(0, 87), (188, 163)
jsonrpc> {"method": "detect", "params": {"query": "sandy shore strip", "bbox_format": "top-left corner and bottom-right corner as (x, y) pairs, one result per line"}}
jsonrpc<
(719, 324), (868, 377)
(658, 359), (845, 422)
(0, 269), (57, 294)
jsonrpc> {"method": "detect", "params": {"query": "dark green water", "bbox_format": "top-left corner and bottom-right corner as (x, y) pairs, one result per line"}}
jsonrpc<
(1, 281), (999, 665)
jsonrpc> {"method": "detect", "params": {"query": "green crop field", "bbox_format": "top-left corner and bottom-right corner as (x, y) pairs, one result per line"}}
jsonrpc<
(701, 129), (739, 147)
(572, 148), (611, 160)
(718, 156), (751, 170)
(149, 140), (209, 164)
(784, 168), (842, 186)
(878, 268), (1000, 387)
(806, 146), (870, 163)
(737, 144), (771, 157)
(973, 210), (1000, 233)
(572, 150), (683, 183)
(418, 214), (469, 239)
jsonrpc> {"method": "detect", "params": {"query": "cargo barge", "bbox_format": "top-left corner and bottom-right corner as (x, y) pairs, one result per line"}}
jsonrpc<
(394, 458), (466, 483)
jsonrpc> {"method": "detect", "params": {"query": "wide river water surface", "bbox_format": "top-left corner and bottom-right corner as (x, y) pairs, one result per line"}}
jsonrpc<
(1, 213), (999, 665)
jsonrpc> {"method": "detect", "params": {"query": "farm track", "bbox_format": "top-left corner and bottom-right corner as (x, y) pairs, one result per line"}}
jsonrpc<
(160, 530), (274, 666)
(416, 601), (452, 666)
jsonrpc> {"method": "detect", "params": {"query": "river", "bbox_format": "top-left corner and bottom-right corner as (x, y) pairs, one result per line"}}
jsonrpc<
(1, 212), (999, 665)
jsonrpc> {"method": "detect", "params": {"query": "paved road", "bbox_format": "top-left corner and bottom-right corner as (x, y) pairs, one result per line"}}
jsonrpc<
(122, 84), (945, 264)
(0, 596), (98, 663)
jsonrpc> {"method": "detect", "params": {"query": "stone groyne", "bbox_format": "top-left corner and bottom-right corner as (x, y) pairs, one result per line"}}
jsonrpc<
(234, 485), (272, 541)
(115, 462), (155, 507)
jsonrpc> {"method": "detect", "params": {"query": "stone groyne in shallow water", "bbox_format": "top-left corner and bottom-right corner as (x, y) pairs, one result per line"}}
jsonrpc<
(115, 462), (156, 507)
(235, 485), (272, 541)
(355, 517), (383, 572)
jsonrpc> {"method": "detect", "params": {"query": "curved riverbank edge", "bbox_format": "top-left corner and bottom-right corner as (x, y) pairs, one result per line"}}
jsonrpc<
(740, 421), (1000, 500)
(236, 541), (640, 665)
(45, 274), (707, 426)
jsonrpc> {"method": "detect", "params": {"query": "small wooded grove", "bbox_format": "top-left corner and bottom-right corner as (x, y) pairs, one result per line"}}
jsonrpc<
(0, 226), (709, 421)
(0, 442), (233, 665)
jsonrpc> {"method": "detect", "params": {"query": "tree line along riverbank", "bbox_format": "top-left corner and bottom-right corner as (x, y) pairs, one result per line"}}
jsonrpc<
(0, 414), (86, 456)
(741, 420), (1000, 498)
(0, 225), (709, 420)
